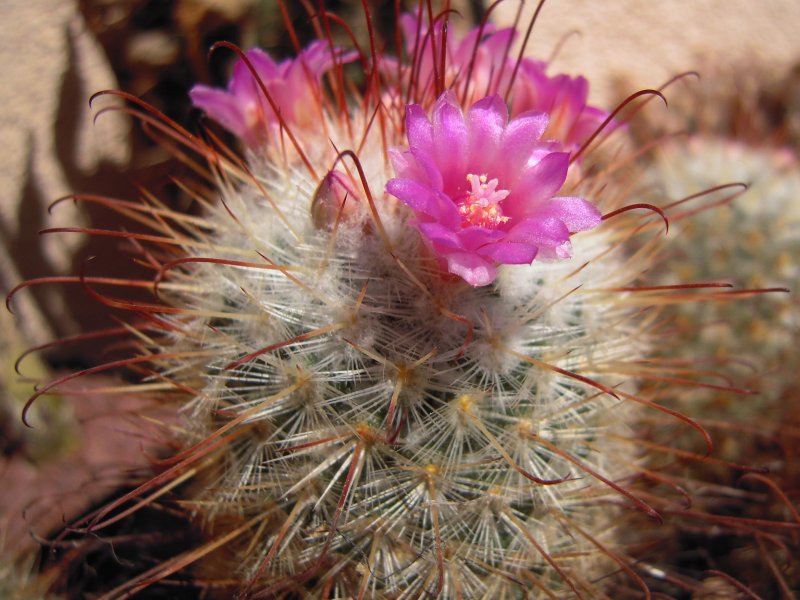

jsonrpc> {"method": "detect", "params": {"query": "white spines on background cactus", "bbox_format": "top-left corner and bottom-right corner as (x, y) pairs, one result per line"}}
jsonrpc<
(649, 137), (799, 403)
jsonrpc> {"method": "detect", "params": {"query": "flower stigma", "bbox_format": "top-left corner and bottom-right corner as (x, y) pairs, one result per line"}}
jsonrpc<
(459, 173), (511, 229)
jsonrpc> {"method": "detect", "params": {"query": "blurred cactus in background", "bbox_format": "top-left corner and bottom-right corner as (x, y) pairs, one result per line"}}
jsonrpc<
(650, 137), (798, 407)
(619, 61), (800, 598)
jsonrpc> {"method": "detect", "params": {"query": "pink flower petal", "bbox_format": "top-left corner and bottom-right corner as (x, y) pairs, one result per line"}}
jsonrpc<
(406, 104), (434, 152)
(467, 95), (507, 169)
(444, 252), (497, 287)
(457, 226), (505, 251)
(479, 27), (516, 63)
(385, 179), (457, 226)
(418, 222), (464, 249)
(410, 148), (444, 192)
(454, 24), (495, 63)
(245, 47), (281, 82)
(504, 152), (570, 220)
(531, 197), (602, 232)
(499, 111), (550, 177)
(479, 241), (538, 264)
(569, 106), (612, 147)
(189, 86), (253, 142)
(191, 42), (354, 146)
(388, 148), (428, 184)
(504, 216), (571, 249)
(294, 40), (335, 75)
(432, 93), (468, 186)
(510, 59), (613, 150)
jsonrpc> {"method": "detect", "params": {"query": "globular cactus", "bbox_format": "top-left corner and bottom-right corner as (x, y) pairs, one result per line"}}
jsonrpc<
(620, 63), (800, 599)
(12, 6), (790, 599)
(620, 135), (800, 596)
(630, 61), (799, 396)
(648, 130), (799, 411)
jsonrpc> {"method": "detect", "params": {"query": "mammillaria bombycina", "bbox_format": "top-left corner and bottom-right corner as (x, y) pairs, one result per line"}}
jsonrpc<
(10, 6), (795, 599)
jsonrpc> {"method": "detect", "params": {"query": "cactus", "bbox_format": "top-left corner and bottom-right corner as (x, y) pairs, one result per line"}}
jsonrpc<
(618, 145), (800, 592)
(653, 137), (798, 397)
(618, 63), (800, 598)
(12, 6), (794, 599)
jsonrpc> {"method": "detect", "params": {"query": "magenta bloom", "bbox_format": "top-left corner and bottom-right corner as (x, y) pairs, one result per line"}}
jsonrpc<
(394, 14), (612, 151)
(386, 92), (601, 287)
(511, 59), (611, 150)
(394, 12), (513, 94)
(190, 41), (353, 147)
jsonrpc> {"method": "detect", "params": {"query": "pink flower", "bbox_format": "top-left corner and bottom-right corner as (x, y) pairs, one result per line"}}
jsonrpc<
(190, 41), (354, 147)
(393, 13), (612, 151)
(386, 92), (602, 287)
(511, 59), (612, 150)
(393, 12), (513, 96)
